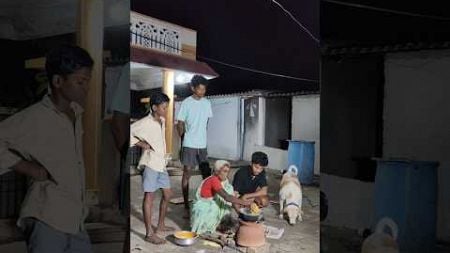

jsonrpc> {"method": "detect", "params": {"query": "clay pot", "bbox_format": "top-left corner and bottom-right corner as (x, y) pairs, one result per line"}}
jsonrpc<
(236, 220), (265, 247)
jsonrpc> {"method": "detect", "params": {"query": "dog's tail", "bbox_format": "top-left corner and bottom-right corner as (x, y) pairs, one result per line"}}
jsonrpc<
(288, 165), (298, 176)
(375, 217), (398, 240)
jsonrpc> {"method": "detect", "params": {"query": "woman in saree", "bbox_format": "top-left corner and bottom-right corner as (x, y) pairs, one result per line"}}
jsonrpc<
(191, 160), (252, 234)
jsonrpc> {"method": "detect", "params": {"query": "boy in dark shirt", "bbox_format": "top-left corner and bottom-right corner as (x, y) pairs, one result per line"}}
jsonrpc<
(232, 152), (269, 209)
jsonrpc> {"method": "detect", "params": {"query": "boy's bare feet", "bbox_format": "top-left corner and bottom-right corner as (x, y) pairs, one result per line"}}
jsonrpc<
(144, 234), (165, 244)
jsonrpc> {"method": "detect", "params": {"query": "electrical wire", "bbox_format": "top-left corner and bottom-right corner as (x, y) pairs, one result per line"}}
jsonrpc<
(323, 0), (450, 21)
(198, 56), (319, 83)
(270, 0), (320, 43)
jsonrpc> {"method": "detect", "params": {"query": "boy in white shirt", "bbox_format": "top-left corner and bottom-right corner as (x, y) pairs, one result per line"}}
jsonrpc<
(0, 45), (94, 252)
(130, 92), (173, 244)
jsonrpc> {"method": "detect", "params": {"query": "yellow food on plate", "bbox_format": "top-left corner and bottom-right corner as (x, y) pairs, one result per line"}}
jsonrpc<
(250, 203), (260, 214)
(174, 231), (196, 239)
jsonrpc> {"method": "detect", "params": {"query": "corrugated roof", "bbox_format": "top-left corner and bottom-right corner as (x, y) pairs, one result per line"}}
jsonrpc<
(321, 41), (450, 56)
(206, 90), (268, 99)
(267, 91), (320, 97)
(206, 90), (319, 99)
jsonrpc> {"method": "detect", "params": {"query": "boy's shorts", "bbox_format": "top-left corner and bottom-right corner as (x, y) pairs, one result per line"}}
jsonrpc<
(181, 147), (208, 167)
(142, 166), (170, 192)
(21, 217), (92, 253)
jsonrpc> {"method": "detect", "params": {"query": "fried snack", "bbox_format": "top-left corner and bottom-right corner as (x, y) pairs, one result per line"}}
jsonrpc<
(250, 203), (260, 214)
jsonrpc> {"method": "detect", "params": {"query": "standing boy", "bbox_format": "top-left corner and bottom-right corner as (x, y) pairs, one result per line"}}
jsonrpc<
(176, 75), (213, 217)
(130, 92), (173, 244)
(0, 45), (94, 252)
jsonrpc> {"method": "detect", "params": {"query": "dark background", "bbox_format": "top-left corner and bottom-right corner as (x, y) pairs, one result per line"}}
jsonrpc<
(132, 0), (320, 95)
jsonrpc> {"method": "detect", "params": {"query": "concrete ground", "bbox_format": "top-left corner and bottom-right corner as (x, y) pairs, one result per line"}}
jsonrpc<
(321, 225), (450, 253)
(130, 165), (320, 253)
(0, 208), (126, 253)
(0, 241), (124, 253)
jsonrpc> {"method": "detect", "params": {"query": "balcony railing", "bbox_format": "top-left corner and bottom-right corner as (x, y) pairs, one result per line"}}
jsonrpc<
(130, 29), (181, 55)
(130, 15), (182, 56)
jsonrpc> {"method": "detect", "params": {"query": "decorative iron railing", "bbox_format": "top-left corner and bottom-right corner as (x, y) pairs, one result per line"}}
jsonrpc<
(130, 18), (181, 55)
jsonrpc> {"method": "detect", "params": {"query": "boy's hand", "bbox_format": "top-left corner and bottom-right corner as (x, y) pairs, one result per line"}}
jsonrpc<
(137, 141), (154, 151)
(30, 165), (49, 181)
(13, 160), (49, 181)
(242, 199), (253, 207)
(241, 194), (251, 200)
(142, 143), (153, 150)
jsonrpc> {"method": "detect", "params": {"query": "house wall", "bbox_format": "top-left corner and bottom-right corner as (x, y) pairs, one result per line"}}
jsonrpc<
(321, 173), (375, 230)
(174, 97), (242, 161)
(384, 50), (450, 241)
(242, 96), (293, 171)
(205, 95), (290, 170)
(320, 55), (385, 232)
(320, 56), (384, 178)
(254, 145), (288, 171)
(292, 95), (320, 175)
(243, 97), (266, 162)
(321, 50), (450, 242)
(264, 97), (291, 149)
(206, 97), (241, 160)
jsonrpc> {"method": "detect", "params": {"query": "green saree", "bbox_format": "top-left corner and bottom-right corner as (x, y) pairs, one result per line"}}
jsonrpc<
(190, 176), (234, 234)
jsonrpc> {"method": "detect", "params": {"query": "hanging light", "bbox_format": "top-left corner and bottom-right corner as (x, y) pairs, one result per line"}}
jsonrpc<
(175, 71), (192, 84)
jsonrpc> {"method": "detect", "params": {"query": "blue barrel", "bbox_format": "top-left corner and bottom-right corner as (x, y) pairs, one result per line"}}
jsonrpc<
(374, 159), (438, 253)
(287, 140), (315, 184)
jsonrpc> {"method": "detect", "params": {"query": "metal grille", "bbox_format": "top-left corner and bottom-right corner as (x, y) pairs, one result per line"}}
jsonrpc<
(130, 30), (181, 55)
(0, 171), (27, 218)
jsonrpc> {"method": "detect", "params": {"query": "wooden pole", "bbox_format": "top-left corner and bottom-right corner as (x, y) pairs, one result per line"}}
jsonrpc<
(77, 0), (104, 192)
(162, 70), (174, 156)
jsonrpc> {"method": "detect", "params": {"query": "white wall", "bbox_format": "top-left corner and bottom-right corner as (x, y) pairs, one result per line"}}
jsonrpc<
(254, 145), (288, 171)
(321, 174), (375, 231)
(257, 97), (266, 147)
(205, 96), (289, 170)
(243, 97), (266, 161)
(207, 97), (241, 160)
(384, 50), (450, 241)
(292, 95), (320, 175)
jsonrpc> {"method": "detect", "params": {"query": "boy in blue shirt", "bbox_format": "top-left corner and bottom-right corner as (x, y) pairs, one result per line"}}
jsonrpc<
(176, 75), (213, 217)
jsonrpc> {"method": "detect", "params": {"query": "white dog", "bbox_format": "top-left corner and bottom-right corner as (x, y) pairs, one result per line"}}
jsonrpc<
(279, 165), (303, 225)
(361, 217), (399, 253)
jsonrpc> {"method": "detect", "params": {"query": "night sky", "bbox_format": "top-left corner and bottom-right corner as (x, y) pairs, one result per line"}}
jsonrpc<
(131, 0), (450, 96)
(131, 0), (320, 95)
(321, 0), (450, 46)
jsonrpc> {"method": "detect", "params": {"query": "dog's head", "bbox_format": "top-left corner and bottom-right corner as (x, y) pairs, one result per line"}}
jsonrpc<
(362, 217), (400, 253)
(285, 205), (300, 225)
(282, 165), (298, 178)
(280, 170), (300, 187)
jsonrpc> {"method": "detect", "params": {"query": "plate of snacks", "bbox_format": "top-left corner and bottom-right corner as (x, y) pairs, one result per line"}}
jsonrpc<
(239, 203), (263, 222)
